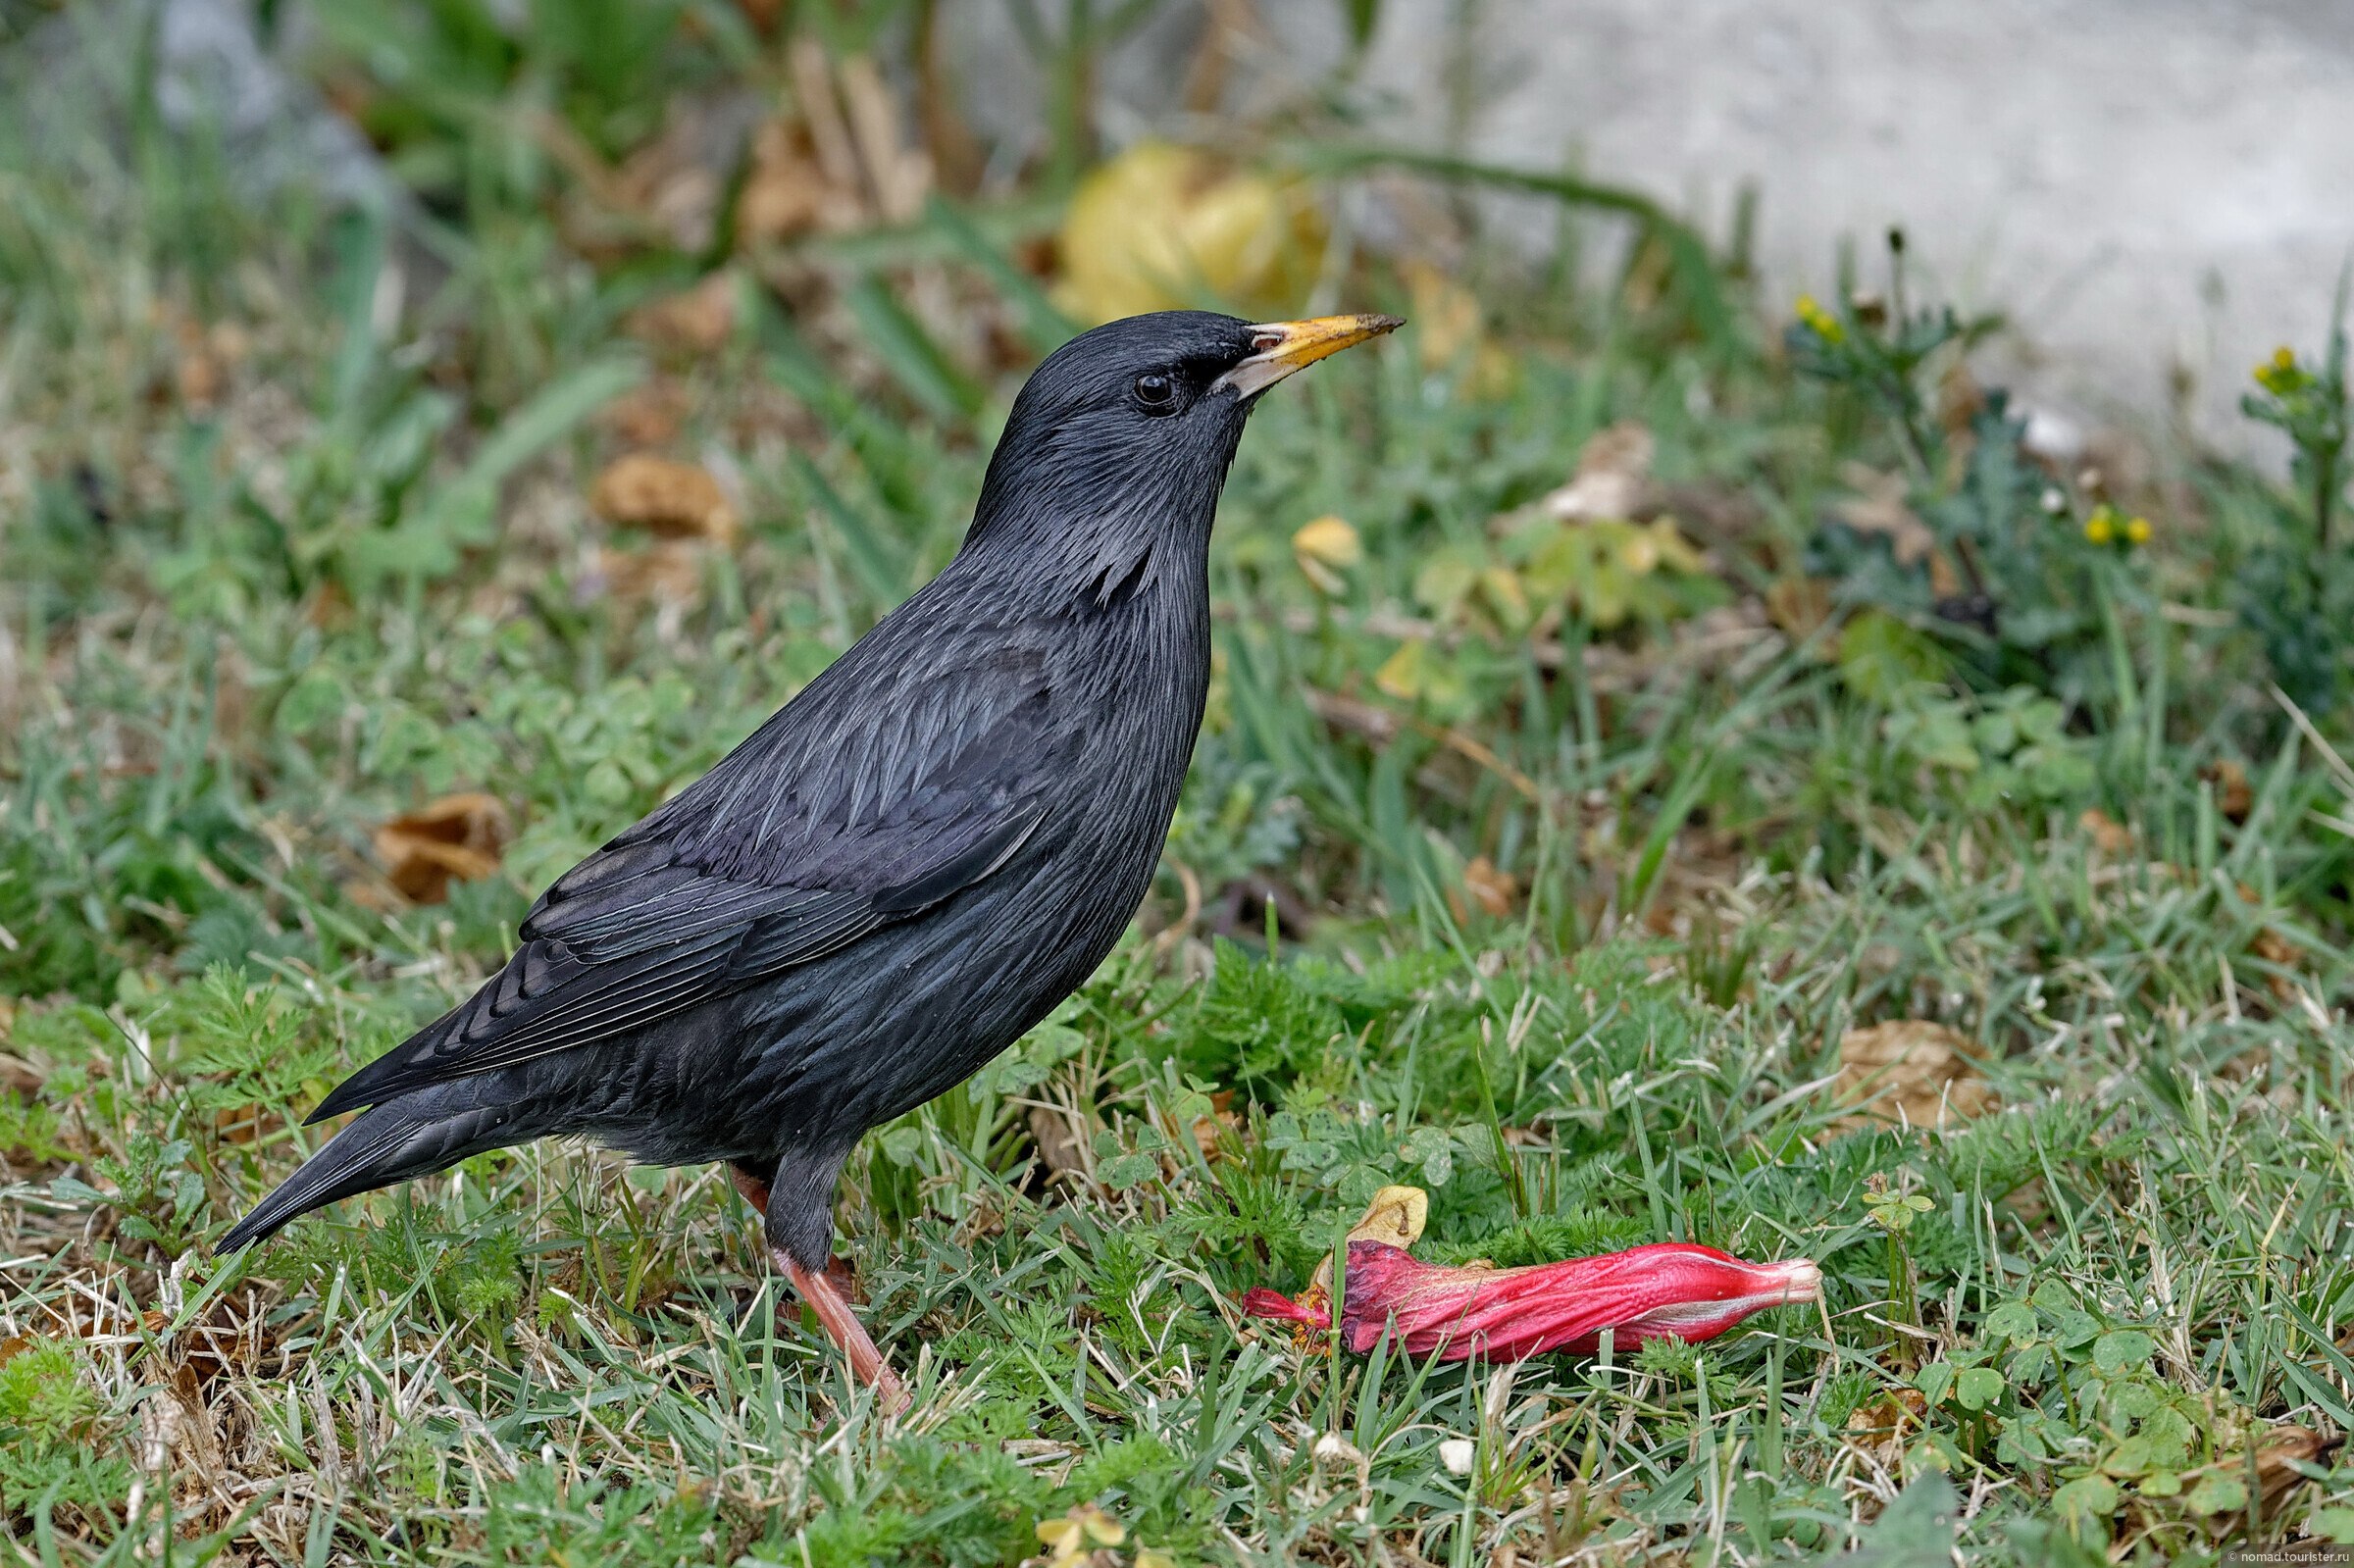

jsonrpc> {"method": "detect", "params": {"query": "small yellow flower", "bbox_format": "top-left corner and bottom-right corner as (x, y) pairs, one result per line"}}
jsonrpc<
(2254, 345), (2308, 396)
(2083, 509), (2115, 545)
(2124, 515), (2152, 545)
(1795, 293), (1846, 344)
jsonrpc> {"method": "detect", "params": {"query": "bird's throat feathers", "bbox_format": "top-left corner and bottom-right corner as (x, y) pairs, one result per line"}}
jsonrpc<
(960, 413), (1242, 611)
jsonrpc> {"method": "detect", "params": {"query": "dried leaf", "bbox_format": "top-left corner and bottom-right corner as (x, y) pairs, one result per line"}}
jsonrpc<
(2252, 1424), (2334, 1506)
(610, 117), (724, 253)
(591, 541), (706, 607)
(2202, 758), (2254, 822)
(834, 53), (931, 225)
(1544, 421), (1655, 522)
(1348, 1185), (1429, 1250)
(2079, 808), (2133, 854)
(1831, 463), (1936, 568)
(374, 793), (508, 905)
(589, 454), (738, 544)
(1401, 260), (1516, 398)
(600, 379), (693, 447)
(738, 117), (867, 244)
(1845, 1387), (1928, 1464)
(1462, 855), (1516, 918)
(1054, 141), (1326, 324)
(1765, 576), (1834, 642)
(1027, 1105), (1089, 1180)
(1374, 638), (1431, 702)
(175, 343), (221, 409)
(625, 274), (737, 356)
(1835, 1019), (1994, 1131)
(1292, 514), (1360, 594)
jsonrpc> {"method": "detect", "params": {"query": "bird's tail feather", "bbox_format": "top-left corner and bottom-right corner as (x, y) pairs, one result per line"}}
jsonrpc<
(217, 1098), (509, 1252)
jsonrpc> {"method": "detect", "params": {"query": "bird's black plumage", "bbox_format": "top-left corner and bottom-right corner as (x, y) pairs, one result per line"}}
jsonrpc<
(221, 309), (1393, 1287)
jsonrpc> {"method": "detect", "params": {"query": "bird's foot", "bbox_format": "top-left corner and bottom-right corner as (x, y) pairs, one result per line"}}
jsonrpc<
(780, 1248), (909, 1414)
(733, 1166), (906, 1413)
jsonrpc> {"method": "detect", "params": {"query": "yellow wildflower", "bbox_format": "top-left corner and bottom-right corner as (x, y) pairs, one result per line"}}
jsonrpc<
(2124, 515), (2152, 545)
(1795, 293), (1846, 345)
(2254, 345), (2307, 396)
(2083, 508), (2115, 545)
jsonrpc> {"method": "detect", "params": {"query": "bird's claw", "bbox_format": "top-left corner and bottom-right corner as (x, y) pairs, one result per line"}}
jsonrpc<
(781, 1250), (909, 1415)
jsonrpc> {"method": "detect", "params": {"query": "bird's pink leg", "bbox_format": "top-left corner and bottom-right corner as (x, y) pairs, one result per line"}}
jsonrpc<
(729, 1167), (908, 1413)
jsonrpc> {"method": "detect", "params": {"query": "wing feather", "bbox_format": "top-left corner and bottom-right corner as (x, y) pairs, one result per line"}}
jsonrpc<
(310, 634), (1066, 1123)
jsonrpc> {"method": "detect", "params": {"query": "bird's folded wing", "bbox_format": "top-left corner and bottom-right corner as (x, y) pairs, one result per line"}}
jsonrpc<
(310, 646), (1061, 1122)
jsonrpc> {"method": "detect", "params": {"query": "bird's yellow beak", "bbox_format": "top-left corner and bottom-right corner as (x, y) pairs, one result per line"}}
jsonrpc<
(1215, 313), (1405, 398)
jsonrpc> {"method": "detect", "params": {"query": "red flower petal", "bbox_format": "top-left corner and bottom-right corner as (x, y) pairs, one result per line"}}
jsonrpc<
(1238, 1287), (1329, 1331)
(1336, 1240), (1819, 1362)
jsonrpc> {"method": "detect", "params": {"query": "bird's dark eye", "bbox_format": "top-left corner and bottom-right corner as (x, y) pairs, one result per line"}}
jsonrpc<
(1133, 372), (1178, 412)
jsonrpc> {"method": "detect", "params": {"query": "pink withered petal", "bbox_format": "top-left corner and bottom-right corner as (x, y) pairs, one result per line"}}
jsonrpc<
(1328, 1240), (1819, 1363)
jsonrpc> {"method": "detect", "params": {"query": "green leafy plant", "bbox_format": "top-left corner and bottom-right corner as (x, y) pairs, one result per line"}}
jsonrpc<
(2236, 301), (2352, 711)
(1791, 235), (2133, 710)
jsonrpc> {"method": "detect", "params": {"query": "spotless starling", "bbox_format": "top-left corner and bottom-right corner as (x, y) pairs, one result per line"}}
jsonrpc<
(223, 309), (1401, 1407)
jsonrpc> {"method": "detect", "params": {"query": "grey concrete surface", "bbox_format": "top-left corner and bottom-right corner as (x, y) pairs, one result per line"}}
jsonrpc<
(950, 0), (2354, 450)
(1358, 0), (2354, 447)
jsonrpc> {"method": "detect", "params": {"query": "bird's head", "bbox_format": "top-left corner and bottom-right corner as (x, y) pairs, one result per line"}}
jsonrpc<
(965, 309), (1401, 564)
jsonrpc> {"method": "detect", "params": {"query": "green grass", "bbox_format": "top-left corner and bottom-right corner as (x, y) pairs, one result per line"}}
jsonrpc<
(4, 5), (2354, 1563)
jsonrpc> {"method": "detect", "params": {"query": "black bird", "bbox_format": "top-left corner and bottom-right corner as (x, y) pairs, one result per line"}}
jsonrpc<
(222, 309), (1401, 1406)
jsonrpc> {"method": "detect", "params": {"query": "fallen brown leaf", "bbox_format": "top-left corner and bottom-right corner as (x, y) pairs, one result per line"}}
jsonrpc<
(735, 44), (927, 249)
(175, 343), (220, 410)
(2079, 808), (2133, 854)
(593, 541), (707, 608)
(2253, 1424), (2335, 1507)
(1844, 1386), (1927, 1470)
(609, 116), (725, 254)
(1027, 1104), (1089, 1181)
(739, 117), (865, 244)
(1190, 1104), (1243, 1159)
(1765, 576), (1834, 642)
(2201, 758), (2254, 822)
(625, 274), (737, 356)
(1461, 855), (1517, 918)
(1831, 466), (1934, 565)
(2250, 924), (2304, 1003)
(833, 53), (930, 224)
(1544, 421), (1655, 522)
(374, 793), (508, 905)
(589, 454), (738, 544)
(600, 379), (693, 448)
(1835, 1020), (1994, 1132)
